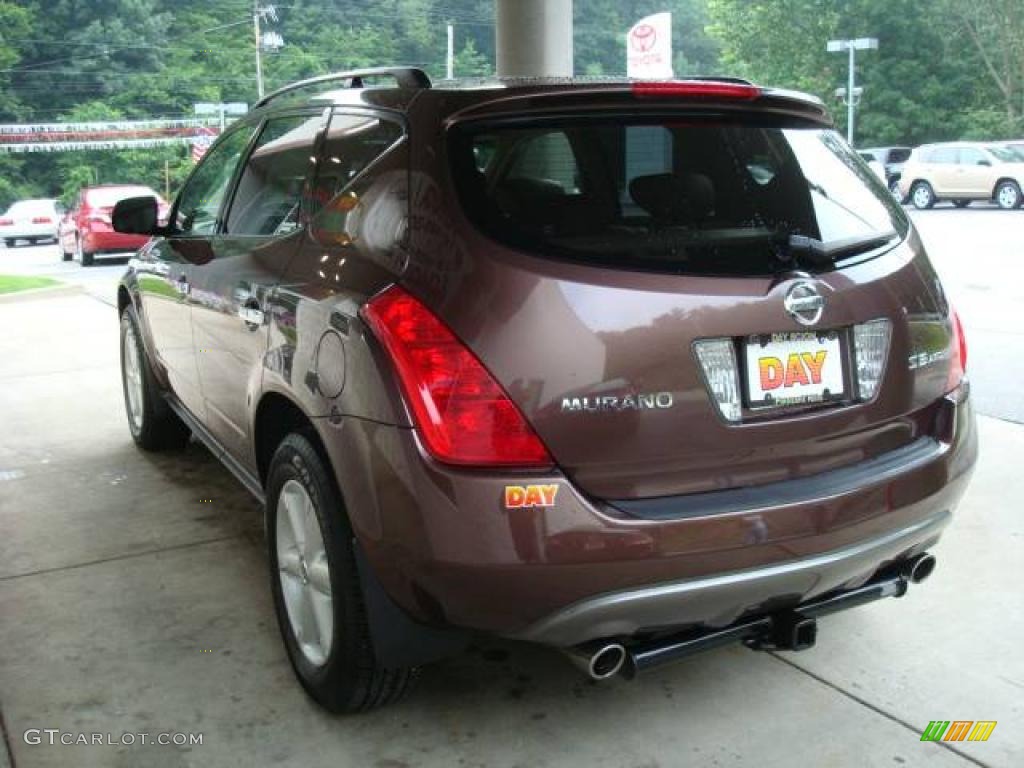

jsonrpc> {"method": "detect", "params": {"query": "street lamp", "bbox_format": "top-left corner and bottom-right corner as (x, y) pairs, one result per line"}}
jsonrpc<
(253, 4), (281, 100)
(826, 37), (878, 146)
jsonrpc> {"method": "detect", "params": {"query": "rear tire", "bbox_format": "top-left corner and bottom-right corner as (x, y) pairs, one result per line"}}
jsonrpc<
(76, 236), (94, 266)
(911, 182), (935, 210)
(953, 199), (971, 208)
(266, 433), (415, 713)
(995, 180), (1022, 210)
(4, 238), (15, 248)
(119, 303), (191, 451)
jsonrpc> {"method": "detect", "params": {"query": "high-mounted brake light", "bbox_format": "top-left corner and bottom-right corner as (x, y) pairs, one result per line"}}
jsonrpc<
(632, 81), (762, 100)
(948, 307), (968, 391)
(361, 286), (553, 468)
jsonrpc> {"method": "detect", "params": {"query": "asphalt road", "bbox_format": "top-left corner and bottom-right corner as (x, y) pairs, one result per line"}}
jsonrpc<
(3, 206), (1021, 421)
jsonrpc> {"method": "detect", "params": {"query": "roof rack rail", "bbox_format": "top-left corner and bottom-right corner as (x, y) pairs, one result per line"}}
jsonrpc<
(255, 67), (431, 109)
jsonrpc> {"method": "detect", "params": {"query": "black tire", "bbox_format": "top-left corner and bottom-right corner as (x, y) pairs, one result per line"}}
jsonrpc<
(953, 199), (971, 208)
(266, 433), (415, 713)
(910, 181), (936, 210)
(119, 303), (191, 451)
(61, 248), (72, 262)
(75, 236), (94, 266)
(4, 238), (15, 248)
(995, 180), (1022, 210)
(889, 180), (904, 203)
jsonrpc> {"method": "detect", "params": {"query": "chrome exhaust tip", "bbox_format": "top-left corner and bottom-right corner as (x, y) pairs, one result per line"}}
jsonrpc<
(565, 642), (627, 681)
(905, 553), (936, 584)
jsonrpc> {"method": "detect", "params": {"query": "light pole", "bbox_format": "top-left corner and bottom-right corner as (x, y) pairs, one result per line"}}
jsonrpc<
(826, 37), (878, 146)
(253, 4), (282, 100)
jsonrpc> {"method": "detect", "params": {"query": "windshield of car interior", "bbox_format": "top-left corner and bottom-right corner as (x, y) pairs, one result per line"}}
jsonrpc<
(450, 118), (908, 276)
(987, 145), (1023, 163)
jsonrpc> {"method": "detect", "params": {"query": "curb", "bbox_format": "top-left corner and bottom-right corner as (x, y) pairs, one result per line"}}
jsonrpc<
(0, 283), (84, 304)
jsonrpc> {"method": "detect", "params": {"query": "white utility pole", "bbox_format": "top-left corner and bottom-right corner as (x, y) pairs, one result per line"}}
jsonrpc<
(254, 2), (264, 99)
(826, 37), (878, 146)
(496, 0), (573, 78)
(447, 24), (455, 80)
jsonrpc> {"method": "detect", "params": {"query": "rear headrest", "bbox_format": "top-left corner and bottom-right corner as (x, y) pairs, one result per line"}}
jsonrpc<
(629, 173), (715, 222)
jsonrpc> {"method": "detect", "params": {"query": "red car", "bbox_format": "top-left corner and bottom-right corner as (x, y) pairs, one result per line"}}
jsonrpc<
(60, 185), (168, 266)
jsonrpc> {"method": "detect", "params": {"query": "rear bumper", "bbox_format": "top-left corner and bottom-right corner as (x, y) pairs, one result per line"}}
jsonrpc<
(516, 509), (948, 646)
(1, 224), (57, 239)
(319, 390), (977, 647)
(82, 229), (150, 253)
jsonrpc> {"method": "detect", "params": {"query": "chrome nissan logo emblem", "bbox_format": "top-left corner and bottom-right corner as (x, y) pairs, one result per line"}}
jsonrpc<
(784, 281), (826, 326)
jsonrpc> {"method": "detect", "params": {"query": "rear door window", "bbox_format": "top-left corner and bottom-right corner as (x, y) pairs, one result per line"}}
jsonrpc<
(224, 114), (322, 236)
(449, 119), (907, 275)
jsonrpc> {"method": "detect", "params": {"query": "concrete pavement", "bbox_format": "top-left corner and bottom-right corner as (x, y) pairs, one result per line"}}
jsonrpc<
(1, 289), (1021, 766)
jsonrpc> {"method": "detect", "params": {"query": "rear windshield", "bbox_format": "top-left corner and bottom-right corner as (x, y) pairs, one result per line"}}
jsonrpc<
(7, 199), (56, 215)
(888, 148), (911, 163)
(86, 187), (157, 208)
(449, 118), (908, 275)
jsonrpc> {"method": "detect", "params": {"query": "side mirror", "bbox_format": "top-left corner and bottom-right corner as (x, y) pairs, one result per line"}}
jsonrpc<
(112, 196), (160, 235)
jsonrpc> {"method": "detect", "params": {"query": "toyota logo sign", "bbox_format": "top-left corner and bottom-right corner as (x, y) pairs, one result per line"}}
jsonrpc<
(630, 24), (657, 53)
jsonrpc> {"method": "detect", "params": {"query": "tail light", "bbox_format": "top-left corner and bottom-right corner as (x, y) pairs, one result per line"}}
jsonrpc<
(852, 319), (892, 401)
(32, 216), (52, 224)
(947, 308), (967, 391)
(694, 339), (742, 422)
(361, 285), (553, 468)
(87, 213), (111, 224)
(0, 218), (12, 226)
(633, 81), (761, 100)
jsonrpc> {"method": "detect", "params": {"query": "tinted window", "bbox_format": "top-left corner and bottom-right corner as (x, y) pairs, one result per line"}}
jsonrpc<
(450, 120), (907, 276)
(959, 147), (987, 165)
(927, 147), (958, 164)
(225, 114), (321, 236)
(307, 111), (403, 219)
(175, 126), (255, 236)
(888, 148), (911, 163)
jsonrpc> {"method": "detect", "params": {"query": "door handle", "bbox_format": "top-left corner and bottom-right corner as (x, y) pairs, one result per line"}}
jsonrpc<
(238, 300), (265, 327)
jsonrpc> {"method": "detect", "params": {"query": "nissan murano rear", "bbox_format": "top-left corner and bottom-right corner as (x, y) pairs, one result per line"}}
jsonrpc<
(115, 71), (976, 712)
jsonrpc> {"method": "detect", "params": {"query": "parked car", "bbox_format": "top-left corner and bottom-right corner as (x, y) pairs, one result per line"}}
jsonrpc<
(857, 151), (888, 184)
(113, 69), (977, 713)
(898, 141), (1024, 209)
(0, 198), (62, 247)
(859, 146), (912, 198)
(59, 184), (168, 265)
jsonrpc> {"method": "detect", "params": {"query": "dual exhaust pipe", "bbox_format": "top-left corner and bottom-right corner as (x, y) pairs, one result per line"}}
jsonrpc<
(565, 552), (936, 681)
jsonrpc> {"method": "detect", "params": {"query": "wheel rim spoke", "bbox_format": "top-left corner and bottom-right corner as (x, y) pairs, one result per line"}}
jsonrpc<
(275, 479), (333, 668)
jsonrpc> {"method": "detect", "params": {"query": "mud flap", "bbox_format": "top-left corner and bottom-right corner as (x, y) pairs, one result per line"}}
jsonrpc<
(353, 541), (469, 668)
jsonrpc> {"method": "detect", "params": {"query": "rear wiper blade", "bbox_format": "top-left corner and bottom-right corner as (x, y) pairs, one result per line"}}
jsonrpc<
(786, 230), (899, 266)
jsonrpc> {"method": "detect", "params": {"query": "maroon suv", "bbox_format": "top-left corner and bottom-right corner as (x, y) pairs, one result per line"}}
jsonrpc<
(113, 69), (976, 712)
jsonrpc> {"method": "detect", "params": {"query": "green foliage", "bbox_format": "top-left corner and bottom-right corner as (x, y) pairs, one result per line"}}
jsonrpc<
(0, 0), (1019, 210)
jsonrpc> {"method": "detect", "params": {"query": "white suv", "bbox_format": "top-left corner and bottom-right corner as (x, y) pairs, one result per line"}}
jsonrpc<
(898, 142), (1024, 210)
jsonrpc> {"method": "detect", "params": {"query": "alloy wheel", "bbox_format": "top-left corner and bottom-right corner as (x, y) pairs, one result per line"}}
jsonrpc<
(122, 323), (144, 432)
(276, 479), (334, 667)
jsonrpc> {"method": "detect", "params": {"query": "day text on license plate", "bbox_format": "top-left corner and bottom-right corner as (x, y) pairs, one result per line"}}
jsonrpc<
(745, 331), (845, 409)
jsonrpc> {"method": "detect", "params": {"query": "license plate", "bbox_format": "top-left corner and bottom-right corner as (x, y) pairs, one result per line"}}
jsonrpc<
(745, 331), (845, 409)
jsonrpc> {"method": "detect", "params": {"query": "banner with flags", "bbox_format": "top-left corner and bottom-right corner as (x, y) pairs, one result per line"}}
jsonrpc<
(190, 126), (219, 163)
(626, 12), (674, 79)
(0, 118), (220, 154)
